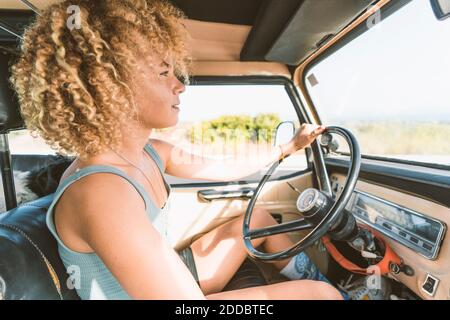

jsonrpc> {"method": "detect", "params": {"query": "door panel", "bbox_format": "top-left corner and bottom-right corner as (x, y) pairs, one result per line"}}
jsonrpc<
(167, 171), (313, 250)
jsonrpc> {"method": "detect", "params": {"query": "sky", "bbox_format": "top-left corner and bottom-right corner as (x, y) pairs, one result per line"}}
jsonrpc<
(177, 85), (297, 123)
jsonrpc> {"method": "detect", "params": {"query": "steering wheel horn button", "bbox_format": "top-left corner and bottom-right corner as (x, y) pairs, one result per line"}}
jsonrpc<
(296, 188), (334, 226)
(297, 188), (321, 213)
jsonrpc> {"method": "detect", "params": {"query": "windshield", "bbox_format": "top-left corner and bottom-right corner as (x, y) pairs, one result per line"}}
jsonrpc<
(305, 0), (450, 167)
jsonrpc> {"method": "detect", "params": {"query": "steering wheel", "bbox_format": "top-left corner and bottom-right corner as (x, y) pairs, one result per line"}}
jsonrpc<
(243, 126), (361, 261)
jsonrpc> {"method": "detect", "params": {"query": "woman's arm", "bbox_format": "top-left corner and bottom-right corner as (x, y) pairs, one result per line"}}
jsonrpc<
(74, 174), (205, 299)
(151, 124), (325, 182)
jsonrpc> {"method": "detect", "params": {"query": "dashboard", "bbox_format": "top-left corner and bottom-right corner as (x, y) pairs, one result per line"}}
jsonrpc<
(346, 190), (446, 260)
(330, 174), (450, 299)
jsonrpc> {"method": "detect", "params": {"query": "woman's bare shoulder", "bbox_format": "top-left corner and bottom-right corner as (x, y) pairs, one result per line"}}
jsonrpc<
(59, 156), (140, 201)
(54, 164), (146, 252)
(59, 167), (145, 213)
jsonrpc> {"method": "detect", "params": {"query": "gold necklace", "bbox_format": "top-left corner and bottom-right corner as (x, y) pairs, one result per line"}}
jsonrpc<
(111, 148), (167, 209)
(142, 150), (168, 198)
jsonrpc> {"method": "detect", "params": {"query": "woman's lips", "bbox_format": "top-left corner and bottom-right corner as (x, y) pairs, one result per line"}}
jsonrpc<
(172, 105), (180, 111)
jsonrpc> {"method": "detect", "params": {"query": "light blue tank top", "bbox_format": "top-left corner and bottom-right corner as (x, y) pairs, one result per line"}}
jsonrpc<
(46, 143), (173, 300)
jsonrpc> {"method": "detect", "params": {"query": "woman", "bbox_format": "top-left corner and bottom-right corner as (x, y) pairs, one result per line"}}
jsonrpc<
(11, 0), (341, 300)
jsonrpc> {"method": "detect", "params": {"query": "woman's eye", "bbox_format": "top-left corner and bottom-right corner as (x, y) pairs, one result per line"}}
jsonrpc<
(159, 71), (170, 77)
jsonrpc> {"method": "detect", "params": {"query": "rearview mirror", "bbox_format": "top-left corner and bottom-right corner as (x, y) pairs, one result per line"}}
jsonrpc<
(430, 0), (450, 20)
(274, 121), (295, 146)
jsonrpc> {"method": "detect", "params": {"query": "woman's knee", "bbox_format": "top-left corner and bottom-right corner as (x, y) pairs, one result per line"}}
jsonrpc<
(248, 208), (274, 229)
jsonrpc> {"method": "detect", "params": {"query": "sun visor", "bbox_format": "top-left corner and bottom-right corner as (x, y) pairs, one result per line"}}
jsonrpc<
(265, 0), (375, 66)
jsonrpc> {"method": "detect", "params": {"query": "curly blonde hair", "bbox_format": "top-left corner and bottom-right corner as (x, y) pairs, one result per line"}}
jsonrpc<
(10, 0), (191, 160)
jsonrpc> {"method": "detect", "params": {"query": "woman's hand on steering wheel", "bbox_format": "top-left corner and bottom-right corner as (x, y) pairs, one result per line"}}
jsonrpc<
(283, 124), (327, 155)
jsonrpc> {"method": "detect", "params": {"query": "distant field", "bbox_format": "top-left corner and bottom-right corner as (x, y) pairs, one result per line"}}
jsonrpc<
(338, 121), (450, 154)
(328, 121), (450, 164)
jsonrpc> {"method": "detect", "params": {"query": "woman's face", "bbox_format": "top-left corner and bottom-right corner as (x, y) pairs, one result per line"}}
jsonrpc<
(131, 54), (185, 130)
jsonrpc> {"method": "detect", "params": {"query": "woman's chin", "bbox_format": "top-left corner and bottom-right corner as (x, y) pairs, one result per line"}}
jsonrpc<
(167, 115), (179, 128)
(145, 118), (178, 130)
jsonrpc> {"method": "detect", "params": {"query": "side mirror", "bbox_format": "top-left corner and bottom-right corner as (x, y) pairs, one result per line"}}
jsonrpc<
(430, 0), (450, 20)
(274, 121), (295, 146)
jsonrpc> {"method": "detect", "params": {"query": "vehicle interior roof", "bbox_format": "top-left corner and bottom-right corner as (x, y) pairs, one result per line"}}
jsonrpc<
(1, 0), (377, 71)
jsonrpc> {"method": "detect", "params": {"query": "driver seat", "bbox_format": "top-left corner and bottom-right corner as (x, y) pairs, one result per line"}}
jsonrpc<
(0, 49), (268, 300)
(0, 195), (81, 299)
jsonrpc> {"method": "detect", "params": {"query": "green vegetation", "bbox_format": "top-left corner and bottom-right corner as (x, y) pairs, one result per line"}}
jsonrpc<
(187, 113), (281, 144)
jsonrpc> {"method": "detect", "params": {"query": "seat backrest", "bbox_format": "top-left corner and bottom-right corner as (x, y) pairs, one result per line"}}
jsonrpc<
(0, 50), (24, 133)
(0, 195), (80, 300)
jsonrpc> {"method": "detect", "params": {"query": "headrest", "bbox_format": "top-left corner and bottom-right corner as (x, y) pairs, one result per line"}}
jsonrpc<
(0, 50), (25, 133)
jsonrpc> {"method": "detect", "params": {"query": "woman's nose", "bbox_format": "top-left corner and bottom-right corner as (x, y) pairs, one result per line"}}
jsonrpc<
(174, 77), (185, 94)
